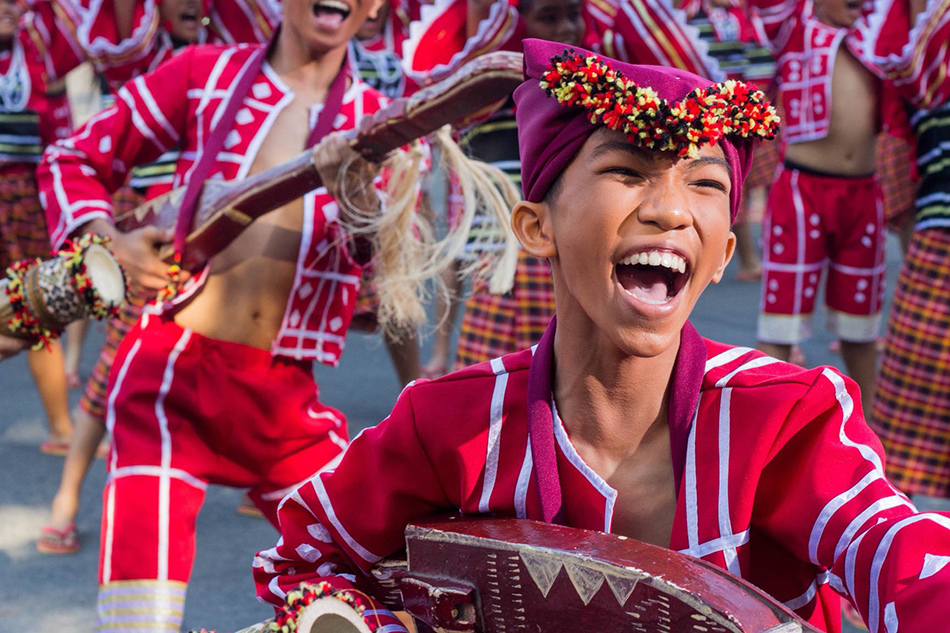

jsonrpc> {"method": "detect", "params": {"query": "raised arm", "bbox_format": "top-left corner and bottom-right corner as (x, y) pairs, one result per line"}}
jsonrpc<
(253, 385), (455, 631)
(757, 368), (950, 629)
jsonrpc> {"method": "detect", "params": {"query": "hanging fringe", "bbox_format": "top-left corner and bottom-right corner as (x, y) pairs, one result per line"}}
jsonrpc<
(334, 127), (520, 338)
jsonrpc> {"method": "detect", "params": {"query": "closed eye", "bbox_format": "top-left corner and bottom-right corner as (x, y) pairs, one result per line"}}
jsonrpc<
(601, 167), (643, 179)
(692, 179), (728, 193)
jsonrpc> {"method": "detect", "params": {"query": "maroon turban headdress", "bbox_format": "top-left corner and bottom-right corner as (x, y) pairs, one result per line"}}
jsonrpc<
(514, 39), (781, 221)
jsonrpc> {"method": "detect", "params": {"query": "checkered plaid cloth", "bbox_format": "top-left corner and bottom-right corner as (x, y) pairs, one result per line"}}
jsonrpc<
(0, 165), (51, 270)
(871, 227), (950, 498)
(455, 252), (556, 368)
(877, 133), (918, 229)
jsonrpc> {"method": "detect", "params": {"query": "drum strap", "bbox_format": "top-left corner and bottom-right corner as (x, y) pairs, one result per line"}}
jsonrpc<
(171, 37), (349, 267)
(527, 318), (706, 525)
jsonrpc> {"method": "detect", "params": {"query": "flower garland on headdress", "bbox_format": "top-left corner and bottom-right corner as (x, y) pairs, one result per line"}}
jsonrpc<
(539, 49), (781, 158)
(3, 234), (124, 350)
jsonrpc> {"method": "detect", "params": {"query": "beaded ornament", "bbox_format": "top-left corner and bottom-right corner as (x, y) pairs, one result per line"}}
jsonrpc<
(540, 49), (781, 158)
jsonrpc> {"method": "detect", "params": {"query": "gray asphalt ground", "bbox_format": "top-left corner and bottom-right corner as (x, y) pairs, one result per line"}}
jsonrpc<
(0, 229), (929, 632)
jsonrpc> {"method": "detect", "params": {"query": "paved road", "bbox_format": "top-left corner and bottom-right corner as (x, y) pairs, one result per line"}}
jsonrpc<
(0, 231), (910, 632)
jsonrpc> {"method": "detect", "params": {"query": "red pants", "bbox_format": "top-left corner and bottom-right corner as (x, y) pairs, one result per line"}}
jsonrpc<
(96, 314), (346, 630)
(758, 162), (886, 344)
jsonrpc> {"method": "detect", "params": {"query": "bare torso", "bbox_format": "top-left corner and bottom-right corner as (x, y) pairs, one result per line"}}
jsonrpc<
(174, 76), (331, 349)
(784, 45), (880, 175)
(570, 415), (677, 548)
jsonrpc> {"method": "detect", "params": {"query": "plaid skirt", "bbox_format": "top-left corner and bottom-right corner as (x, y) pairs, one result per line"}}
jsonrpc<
(877, 133), (918, 229)
(455, 251), (556, 368)
(0, 166), (51, 270)
(871, 227), (950, 498)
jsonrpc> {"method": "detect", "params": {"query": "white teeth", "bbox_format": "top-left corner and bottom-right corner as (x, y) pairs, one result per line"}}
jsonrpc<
(316, 0), (350, 11)
(618, 250), (687, 274)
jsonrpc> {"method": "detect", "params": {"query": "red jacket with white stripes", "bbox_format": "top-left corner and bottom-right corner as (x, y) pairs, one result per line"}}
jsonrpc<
(37, 43), (396, 365)
(21, 0), (279, 92)
(254, 319), (950, 633)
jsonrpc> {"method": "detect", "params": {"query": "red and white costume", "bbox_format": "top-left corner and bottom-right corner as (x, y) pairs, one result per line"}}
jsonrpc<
(21, 0), (280, 92)
(37, 42), (400, 630)
(750, 0), (886, 345)
(254, 319), (950, 633)
(401, 0), (723, 85)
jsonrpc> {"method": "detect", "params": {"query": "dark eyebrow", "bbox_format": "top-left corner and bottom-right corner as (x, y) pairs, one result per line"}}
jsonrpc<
(588, 140), (654, 161)
(589, 140), (732, 178)
(685, 156), (732, 177)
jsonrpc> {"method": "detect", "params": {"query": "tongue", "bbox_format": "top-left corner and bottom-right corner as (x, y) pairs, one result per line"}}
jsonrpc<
(617, 265), (668, 302)
(313, 8), (345, 29)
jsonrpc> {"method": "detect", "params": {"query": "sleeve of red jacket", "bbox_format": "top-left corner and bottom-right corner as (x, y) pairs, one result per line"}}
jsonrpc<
(757, 367), (950, 631)
(591, 0), (724, 80)
(253, 384), (455, 631)
(37, 46), (192, 249)
(745, 0), (804, 53)
(19, 0), (86, 83)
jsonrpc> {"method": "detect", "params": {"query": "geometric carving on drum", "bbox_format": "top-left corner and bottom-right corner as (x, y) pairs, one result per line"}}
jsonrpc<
(393, 518), (816, 633)
(520, 549), (562, 598)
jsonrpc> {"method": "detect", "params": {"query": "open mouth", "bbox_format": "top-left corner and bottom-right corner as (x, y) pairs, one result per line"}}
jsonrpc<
(179, 11), (199, 23)
(616, 250), (689, 306)
(845, 0), (862, 10)
(312, 0), (352, 28)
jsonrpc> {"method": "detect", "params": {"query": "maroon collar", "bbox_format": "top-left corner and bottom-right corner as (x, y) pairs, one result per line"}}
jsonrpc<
(527, 316), (707, 523)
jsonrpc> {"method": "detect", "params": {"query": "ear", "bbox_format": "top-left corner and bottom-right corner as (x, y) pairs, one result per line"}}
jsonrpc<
(511, 199), (557, 259)
(710, 230), (737, 284)
(368, 0), (386, 19)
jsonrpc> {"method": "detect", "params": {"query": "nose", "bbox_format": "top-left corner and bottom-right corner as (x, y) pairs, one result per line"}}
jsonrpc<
(636, 189), (693, 232)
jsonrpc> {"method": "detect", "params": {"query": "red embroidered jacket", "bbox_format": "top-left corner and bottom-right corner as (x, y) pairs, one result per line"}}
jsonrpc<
(852, 0), (950, 110)
(21, 0), (279, 91)
(0, 25), (72, 165)
(401, 0), (723, 85)
(37, 43), (400, 365)
(254, 320), (950, 633)
(750, 0), (856, 143)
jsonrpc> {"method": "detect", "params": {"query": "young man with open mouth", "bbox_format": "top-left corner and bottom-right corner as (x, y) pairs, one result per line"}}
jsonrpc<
(254, 39), (950, 632)
(36, 0), (436, 628)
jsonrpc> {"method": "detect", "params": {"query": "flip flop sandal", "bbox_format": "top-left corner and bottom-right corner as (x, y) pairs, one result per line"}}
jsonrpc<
(40, 440), (70, 456)
(37, 524), (80, 555)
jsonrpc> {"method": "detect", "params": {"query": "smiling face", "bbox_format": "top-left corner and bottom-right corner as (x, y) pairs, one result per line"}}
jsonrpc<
(283, 0), (385, 55)
(519, 0), (586, 47)
(813, 0), (863, 28)
(0, 0), (20, 45)
(512, 128), (736, 358)
(160, 0), (204, 44)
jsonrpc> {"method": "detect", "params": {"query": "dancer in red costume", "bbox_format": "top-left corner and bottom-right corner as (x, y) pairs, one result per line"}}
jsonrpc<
(751, 0), (886, 415)
(0, 0), (76, 458)
(255, 39), (950, 633)
(37, 0), (434, 627)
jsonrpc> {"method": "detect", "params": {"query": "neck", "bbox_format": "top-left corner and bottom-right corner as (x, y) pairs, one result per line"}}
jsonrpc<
(269, 28), (347, 92)
(552, 298), (680, 463)
(0, 36), (13, 53)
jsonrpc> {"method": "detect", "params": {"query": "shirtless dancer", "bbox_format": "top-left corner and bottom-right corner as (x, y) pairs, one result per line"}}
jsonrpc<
(254, 39), (950, 632)
(753, 0), (883, 412)
(36, 0), (420, 627)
